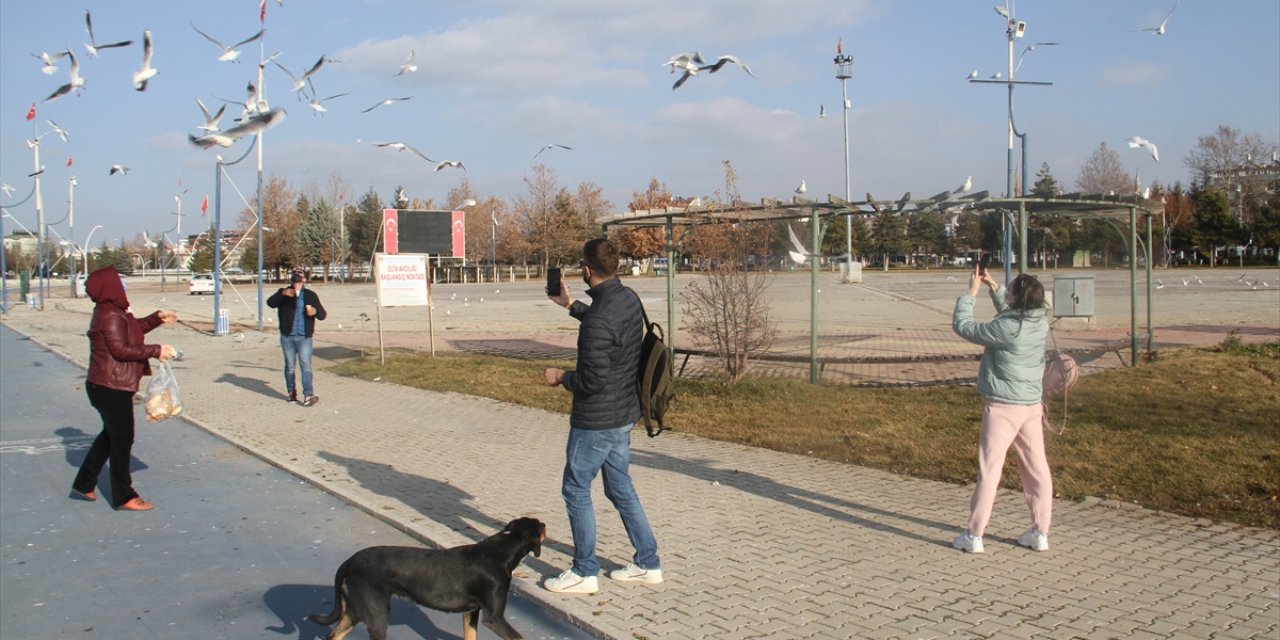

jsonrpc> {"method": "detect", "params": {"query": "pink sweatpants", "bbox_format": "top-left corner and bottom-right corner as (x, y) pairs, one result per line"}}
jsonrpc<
(966, 401), (1053, 538)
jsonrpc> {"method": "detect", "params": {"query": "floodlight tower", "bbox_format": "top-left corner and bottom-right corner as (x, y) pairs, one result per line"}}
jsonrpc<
(834, 40), (855, 283)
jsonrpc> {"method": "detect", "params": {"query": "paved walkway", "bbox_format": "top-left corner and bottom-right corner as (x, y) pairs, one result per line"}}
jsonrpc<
(2, 288), (1277, 639)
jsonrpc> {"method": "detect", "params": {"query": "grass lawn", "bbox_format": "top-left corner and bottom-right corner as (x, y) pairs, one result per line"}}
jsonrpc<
(328, 339), (1280, 529)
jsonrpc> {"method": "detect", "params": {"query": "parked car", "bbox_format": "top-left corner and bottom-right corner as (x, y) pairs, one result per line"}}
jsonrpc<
(189, 273), (215, 295)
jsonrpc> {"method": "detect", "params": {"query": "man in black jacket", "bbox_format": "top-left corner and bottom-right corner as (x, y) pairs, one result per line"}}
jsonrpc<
(542, 239), (662, 595)
(266, 270), (327, 406)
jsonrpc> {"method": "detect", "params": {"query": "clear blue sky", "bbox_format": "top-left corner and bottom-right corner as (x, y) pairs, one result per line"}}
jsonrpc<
(2, 1), (1277, 249)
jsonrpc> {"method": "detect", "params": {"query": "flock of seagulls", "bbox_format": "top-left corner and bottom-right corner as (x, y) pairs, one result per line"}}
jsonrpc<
(664, 51), (753, 90)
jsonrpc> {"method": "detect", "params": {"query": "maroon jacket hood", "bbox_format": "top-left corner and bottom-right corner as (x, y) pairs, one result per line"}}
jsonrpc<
(86, 266), (130, 310)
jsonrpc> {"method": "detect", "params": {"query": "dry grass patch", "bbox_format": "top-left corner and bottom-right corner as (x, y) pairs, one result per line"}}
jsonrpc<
(328, 343), (1280, 529)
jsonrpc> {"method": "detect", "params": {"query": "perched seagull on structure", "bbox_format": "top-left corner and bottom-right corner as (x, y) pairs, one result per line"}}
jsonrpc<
(954, 176), (973, 194)
(531, 143), (572, 163)
(188, 108), (286, 149)
(967, 69), (979, 80)
(109, 164), (129, 176)
(990, 71), (1002, 80)
(795, 179), (807, 195)
(373, 141), (433, 163)
(308, 92), (350, 115)
(273, 56), (327, 96)
(361, 96), (412, 113)
(32, 50), (70, 75)
(1127, 136), (1160, 161)
(47, 120), (70, 142)
(191, 23), (266, 62)
(434, 160), (466, 173)
(395, 50), (417, 76)
(44, 50), (84, 102)
(83, 10), (132, 57)
(1133, 0), (1179, 36)
(132, 30), (157, 91)
(195, 97), (226, 132)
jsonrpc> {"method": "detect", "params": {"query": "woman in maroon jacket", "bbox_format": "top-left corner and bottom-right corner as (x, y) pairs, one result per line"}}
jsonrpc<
(71, 267), (177, 511)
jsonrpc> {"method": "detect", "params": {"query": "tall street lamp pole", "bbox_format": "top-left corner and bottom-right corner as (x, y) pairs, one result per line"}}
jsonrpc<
(970, 12), (1053, 284)
(834, 40), (855, 283)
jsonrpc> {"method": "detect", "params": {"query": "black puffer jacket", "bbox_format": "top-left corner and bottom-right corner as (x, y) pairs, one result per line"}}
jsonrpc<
(562, 277), (643, 430)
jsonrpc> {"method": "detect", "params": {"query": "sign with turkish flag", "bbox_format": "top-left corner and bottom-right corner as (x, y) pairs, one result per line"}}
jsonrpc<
(382, 208), (399, 254)
(451, 211), (465, 259)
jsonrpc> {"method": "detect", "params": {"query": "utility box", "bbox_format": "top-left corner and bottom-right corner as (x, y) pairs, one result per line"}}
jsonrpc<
(1053, 274), (1095, 317)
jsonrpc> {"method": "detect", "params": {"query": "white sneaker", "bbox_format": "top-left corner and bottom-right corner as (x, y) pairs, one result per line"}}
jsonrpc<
(952, 532), (984, 553)
(544, 568), (599, 594)
(1018, 528), (1050, 551)
(608, 563), (664, 584)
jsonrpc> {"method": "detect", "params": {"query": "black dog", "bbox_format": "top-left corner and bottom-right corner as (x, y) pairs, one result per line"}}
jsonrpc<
(309, 517), (545, 640)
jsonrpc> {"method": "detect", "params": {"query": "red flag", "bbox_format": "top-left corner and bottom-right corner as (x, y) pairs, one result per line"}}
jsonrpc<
(25, 102), (36, 121)
(66, 155), (73, 167)
(837, 38), (843, 55)
(259, 0), (266, 23)
(200, 195), (209, 216)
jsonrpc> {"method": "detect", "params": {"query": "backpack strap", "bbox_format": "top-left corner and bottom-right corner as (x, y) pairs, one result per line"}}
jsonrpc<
(628, 287), (656, 434)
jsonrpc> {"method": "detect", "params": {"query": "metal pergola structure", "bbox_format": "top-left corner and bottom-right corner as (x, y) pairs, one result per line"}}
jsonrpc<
(598, 191), (1165, 383)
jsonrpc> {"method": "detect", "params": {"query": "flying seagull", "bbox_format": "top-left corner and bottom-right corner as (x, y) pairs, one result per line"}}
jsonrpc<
(190, 22), (266, 62)
(373, 141), (433, 163)
(132, 30), (157, 91)
(954, 176), (973, 194)
(700, 54), (753, 76)
(1126, 136), (1160, 162)
(361, 96), (412, 113)
(44, 50), (84, 103)
(32, 50), (70, 75)
(434, 160), (466, 173)
(531, 143), (572, 163)
(665, 51), (706, 90)
(307, 92), (350, 115)
(1134, 0), (1179, 36)
(47, 120), (70, 142)
(195, 97), (226, 132)
(109, 164), (129, 176)
(273, 56), (327, 95)
(395, 50), (417, 76)
(189, 108), (286, 149)
(83, 10), (132, 57)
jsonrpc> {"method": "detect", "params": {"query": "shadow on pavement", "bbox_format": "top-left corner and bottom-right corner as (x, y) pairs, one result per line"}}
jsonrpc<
(262, 583), (447, 640)
(315, 452), (576, 577)
(633, 449), (955, 546)
(216, 372), (282, 399)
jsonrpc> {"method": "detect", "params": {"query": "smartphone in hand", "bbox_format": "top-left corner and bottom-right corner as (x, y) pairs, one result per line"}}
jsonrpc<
(546, 267), (562, 297)
(978, 253), (991, 275)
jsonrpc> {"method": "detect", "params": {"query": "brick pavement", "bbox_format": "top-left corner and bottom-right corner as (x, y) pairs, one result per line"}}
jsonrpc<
(2, 287), (1277, 639)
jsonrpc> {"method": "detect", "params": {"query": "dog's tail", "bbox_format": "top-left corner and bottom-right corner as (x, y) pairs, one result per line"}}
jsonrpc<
(307, 567), (349, 626)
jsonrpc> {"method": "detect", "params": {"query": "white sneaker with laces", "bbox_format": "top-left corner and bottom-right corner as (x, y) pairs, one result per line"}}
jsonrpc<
(608, 563), (664, 584)
(952, 532), (984, 553)
(544, 568), (599, 594)
(1018, 528), (1050, 551)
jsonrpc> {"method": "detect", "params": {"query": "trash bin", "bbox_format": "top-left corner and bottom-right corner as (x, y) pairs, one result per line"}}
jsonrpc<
(26, 293), (36, 308)
(19, 271), (29, 297)
(215, 309), (229, 336)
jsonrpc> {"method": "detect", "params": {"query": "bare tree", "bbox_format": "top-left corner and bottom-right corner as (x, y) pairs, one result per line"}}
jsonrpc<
(680, 160), (777, 382)
(1075, 141), (1134, 195)
(1184, 125), (1276, 185)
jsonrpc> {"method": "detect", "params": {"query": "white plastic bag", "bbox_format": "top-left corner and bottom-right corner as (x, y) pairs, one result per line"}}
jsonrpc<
(144, 361), (183, 422)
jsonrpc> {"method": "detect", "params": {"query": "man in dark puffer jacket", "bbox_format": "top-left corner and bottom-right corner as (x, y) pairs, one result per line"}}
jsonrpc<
(542, 238), (662, 595)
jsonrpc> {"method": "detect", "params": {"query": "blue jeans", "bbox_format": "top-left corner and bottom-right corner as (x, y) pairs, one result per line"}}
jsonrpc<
(562, 423), (659, 577)
(280, 335), (313, 396)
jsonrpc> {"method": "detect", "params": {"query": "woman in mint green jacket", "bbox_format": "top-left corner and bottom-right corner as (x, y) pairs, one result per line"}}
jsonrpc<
(950, 269), (1052, 554)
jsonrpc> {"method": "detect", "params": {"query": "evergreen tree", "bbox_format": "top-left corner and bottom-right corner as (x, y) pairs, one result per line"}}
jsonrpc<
(1191, 186), (1244, 267)
(1032, 162), (1061, 198)
(871, 212), (908, 269)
